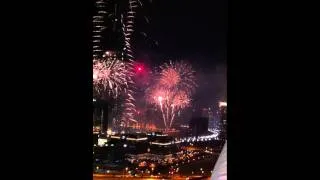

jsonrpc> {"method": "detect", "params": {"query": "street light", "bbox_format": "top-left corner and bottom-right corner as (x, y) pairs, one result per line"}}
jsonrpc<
(123, 167), (128, 178)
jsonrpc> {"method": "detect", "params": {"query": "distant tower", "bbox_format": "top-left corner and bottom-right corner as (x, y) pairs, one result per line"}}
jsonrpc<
(218, 101), (227, 140)
(208, 107), (215, 129)
(189, 108), (209, 137)
(92, 0), (151, 130)
(93, 98), (114, 133)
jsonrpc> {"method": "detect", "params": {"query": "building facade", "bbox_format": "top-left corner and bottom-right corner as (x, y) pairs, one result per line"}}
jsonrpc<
(218, 102), (227, 141)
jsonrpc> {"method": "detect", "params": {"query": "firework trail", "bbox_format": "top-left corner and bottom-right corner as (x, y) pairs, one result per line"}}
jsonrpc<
(92, 0), (151, 127)
(93, 0), (108, 58)
(146, 61), (196, 129)
(93, 52), (128, 98)
(120, 0), (144, 126)
(146, 87), (191, 129)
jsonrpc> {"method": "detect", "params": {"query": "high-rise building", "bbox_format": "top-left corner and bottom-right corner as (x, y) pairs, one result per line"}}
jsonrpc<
(218, 101), (227, 140)
(93, 99), (113, 133)
(189, 108), (209, 137)
(208, 107), (215, 129)
(92, 0), (152, 130)
(201, 108), (209, 118)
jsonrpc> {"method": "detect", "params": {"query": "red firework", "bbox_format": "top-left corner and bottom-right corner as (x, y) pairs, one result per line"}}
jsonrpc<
(146, 61), (196, 129)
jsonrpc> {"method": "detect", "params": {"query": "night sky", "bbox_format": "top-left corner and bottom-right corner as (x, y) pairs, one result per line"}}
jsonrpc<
(135, 0), (227, 108)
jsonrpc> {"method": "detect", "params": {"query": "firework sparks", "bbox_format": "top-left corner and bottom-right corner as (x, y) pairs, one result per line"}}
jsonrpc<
(146, 87), (191, 129)
(146, 61), (196, 129)
(120, 0), (142, 125)
(160, 68), (180, 88)
(160, 61), (197, 95)
(93, 52), (128, 98)
(93, 0), (108, 58)
(92, 0), (152, 127)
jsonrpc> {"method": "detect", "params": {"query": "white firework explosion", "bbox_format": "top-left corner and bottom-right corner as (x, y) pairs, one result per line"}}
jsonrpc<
(93, 53), (128, 98)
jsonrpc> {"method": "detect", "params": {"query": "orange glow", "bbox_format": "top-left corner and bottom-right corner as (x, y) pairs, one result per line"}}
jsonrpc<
(150, 163), (156, 168)
(139, 161), (147, 167)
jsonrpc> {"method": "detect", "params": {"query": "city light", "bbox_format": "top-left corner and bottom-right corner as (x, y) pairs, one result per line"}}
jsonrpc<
(126, 137), (148, 141)
(219, 101), (227, 107)
(150, 142), (172, 146)
(107, 129), (112, 135)
(111, 135), (121, 139)
(92, 0), (227, 178)
(98, 138), (107, 147)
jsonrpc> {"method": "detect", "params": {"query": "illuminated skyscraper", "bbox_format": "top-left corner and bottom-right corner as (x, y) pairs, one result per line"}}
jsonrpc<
(208, 107), (215, 129)
(218, 101), (227, 140)
(92, 0), (151, 130)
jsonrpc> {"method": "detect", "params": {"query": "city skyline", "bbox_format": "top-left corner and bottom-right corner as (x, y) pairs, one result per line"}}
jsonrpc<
(92, 0), (227, 179)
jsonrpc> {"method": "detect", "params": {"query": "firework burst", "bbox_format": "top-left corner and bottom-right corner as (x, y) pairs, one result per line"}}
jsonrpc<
(160, 61), (197, 95)
(146, 61), (196, 129)
(92, 0), (153, 127)
(93, 52), (128, 98)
